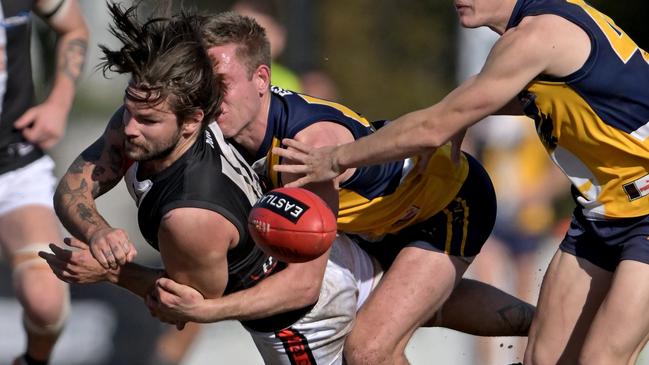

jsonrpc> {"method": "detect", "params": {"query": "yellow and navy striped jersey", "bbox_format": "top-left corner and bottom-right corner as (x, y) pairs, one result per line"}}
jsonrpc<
(509, 0), (649, 219)
(253, 86), (468, 239)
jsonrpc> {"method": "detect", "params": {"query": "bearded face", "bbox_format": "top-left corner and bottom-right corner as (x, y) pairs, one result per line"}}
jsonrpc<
(122, 87), (184, 162)
(124, 125), (181, 162)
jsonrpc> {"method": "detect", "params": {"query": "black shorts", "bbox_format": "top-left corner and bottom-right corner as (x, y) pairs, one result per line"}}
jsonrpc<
(354, 153), (497, 269)
(559, 207), (649, 272)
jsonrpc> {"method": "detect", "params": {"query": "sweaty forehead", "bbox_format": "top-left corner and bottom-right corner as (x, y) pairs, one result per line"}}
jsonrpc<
(208, 44), (244, 72)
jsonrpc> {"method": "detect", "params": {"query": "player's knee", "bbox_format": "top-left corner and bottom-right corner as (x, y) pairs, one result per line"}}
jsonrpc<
(19, 277), (70, 335)
(11, 244), (70, 335)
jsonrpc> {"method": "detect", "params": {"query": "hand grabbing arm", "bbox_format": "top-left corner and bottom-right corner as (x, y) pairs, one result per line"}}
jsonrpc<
(39, 237), (162, 299)
(145, 277), (205, 329)
(147, 252), (328, 326)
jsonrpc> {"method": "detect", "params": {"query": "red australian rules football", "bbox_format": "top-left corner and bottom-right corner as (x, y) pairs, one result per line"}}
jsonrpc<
(248, 187), (337, 263)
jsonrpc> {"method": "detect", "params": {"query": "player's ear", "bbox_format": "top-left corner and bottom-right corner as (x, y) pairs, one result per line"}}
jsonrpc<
(182, 110), (204, 135)
(254, 64), (271, 94)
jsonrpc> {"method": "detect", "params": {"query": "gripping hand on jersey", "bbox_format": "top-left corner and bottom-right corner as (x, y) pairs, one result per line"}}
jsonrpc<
(88, 227), (137, 270)
(147, 277), (207, 330)
(272, 138), (342, 187)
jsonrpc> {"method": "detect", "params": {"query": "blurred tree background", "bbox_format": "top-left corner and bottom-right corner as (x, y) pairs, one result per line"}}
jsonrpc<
(56, 0), (648, 123)
(187, 0), (649, 122)
(303, 0), (649, 121)
(313, 1), (458, 120)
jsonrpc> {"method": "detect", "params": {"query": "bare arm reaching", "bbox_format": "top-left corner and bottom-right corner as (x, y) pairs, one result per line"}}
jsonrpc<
(14, 0), (88, 149)
(149, 251), (329, 325)
(273, 15), (586, 186)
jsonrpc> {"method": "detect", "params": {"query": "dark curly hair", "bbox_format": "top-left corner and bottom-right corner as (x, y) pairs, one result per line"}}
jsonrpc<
(99, 2), (222, 128)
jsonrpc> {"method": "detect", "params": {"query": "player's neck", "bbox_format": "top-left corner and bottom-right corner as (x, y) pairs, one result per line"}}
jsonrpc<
(494, 0), (518, 34)
(475, 0), (517, 34)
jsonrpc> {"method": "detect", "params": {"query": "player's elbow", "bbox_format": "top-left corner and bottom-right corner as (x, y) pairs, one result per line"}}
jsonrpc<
(299, 282), (322, 307)
(303, 281), (322, 305)
(291, 272), (323, 307)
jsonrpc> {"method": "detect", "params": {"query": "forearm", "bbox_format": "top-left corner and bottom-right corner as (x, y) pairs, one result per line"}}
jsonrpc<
(334, 72), (524, 170)
(108, 262), (164, 300)
(335, 108), (442, 169)
(199, 277), (319, 322)
(54, 126), (125, 242)
(194, 262), (324, 323)
(54, 173), (112, 242)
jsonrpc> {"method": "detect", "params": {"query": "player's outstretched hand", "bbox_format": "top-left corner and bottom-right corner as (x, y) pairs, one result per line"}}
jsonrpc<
(88, 227), (137, 270)
(147, 277), (206, 330)
(39, 237), (117, 284)
(272, 138), (342, 187)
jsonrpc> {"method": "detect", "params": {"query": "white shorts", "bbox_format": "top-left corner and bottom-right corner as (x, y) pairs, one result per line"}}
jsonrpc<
(246, 234), (382, 365)
(0, 156), (56, 215)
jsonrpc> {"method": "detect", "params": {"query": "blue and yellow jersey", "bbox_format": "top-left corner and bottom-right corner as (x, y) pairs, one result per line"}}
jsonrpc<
(254, 86), (469, 239)
(509, 0), (649, 219)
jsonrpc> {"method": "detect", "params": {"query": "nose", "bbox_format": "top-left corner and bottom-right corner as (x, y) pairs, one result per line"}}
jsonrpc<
(123, 115), (139, 137)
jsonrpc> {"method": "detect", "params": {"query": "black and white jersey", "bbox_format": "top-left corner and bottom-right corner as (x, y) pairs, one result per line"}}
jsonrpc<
(125, 121), (273, 295)
(0, 1), (43, 173)
(125, 121), (312, 331)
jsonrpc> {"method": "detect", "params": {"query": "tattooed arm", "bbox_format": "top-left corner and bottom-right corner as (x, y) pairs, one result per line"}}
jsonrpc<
(14, 0), (89, 149)
(54, 108), (137, 270)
